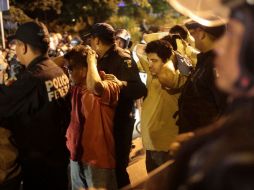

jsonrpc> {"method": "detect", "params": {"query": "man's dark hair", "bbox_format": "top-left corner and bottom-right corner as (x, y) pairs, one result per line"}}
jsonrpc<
(29, 43), (49, 55)
(170, 25), (189, 40)
(145, 40), (173, 63)
(64, 45), (88, 68)
(161, 34), (181, 51)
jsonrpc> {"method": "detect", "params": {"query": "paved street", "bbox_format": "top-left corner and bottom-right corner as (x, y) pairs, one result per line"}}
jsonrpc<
(127, 137), (147, 186)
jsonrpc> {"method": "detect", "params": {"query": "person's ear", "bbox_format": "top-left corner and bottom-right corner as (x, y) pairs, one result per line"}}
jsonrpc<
(94, 37), (100, 46)
(198, 29), (206, 40)
(23, 43), (28, 54)
(19, 42), (27, 55)
(194, 28), (205, 41)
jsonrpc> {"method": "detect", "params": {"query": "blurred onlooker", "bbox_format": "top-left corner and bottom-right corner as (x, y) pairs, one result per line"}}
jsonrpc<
(0, 21), (71, 190)
(140, 19), (149, 33)
(70, 36), (82, 47)
(48, 32), (82, 58)
(0, 48), (21, 190)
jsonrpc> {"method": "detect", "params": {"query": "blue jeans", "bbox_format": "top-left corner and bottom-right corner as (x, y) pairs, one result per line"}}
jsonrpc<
(70, 160), (117, 190)
(70, 160), (87, 190)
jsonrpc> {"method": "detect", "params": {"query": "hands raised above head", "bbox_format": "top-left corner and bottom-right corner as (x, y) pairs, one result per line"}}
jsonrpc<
(84, 45), (97, 65)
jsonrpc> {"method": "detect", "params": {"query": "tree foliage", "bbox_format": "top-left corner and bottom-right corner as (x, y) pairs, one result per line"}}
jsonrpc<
(7, 0), (179, 33)
(59, 0), (120, 25)
(8, 6), (33, 23)
(25, 0), (62, 13)
(10, 0), (62, 23)
(149, 0), (171, 15)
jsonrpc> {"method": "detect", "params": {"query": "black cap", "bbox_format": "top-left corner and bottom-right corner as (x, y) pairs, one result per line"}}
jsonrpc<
(9, 21), (50, 47)
(83, 23), (115, 43)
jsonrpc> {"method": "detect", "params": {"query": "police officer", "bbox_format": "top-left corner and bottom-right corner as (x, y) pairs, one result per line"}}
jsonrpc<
(0, 21), (70, 190)
(86, 23), (147, 188)
(115, 28), (132, 50)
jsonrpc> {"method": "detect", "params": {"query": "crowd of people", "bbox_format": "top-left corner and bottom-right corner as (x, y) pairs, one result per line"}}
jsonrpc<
(0, 0), (254, 190)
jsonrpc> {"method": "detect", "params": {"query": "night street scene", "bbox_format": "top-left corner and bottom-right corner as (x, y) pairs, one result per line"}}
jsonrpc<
(1, 0), (254, 190)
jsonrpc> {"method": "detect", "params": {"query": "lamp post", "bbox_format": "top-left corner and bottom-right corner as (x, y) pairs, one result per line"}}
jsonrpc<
(0, 0), (10, 49)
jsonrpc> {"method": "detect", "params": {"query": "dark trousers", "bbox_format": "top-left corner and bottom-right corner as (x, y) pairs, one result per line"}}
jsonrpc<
(21, 161), (69, 190)
(145, 150), (170, 173)
(0, 176), (21, 190)
(114, 119), (135, 189)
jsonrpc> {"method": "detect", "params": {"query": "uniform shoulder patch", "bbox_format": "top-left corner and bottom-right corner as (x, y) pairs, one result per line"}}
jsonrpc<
(124, 59), (132, 68)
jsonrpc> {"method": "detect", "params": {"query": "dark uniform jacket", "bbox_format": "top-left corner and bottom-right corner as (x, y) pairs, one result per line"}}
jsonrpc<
(0, 55), (70, 166)
(177, 51), (227, 133)
(97, 45), (147, 187)
(97, 45), (147, 121)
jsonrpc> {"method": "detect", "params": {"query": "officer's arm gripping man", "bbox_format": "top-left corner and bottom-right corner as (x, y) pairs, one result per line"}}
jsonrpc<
(117, 57), (147, 100)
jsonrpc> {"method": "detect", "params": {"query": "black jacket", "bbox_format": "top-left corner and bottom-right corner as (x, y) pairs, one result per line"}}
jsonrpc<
(0, 55), (71, 165)
(178, 51), (227, 133)
(98, 45), (147, 121)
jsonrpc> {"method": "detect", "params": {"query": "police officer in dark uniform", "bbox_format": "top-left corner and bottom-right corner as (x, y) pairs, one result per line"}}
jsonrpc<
(86, 23), (147, 188)
(115, 28), (132, 50)
(177, 23), (227, 133)
(0, 21), (70, 190)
